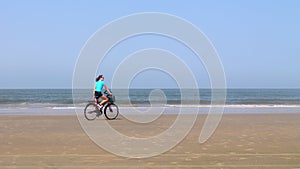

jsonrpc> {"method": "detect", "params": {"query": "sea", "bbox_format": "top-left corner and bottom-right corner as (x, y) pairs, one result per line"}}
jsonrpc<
(0, 89), (300, 114)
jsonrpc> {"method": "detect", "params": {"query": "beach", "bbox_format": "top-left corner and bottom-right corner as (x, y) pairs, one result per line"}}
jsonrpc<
(2, 0), (300, 167)
(1, 113), (300, 168)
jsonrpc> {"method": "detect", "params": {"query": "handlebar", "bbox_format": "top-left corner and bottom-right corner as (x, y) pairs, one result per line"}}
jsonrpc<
(104, 90), (112, 96)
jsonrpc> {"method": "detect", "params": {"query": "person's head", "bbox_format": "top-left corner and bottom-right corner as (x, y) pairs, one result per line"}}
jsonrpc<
(95, 75), (104, 82)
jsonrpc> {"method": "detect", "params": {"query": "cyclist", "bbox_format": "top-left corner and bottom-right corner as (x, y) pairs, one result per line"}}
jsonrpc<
(94, 75), (112, 110)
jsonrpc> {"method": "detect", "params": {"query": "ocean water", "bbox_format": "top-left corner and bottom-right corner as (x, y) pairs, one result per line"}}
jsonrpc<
(0, 89), (300, 114)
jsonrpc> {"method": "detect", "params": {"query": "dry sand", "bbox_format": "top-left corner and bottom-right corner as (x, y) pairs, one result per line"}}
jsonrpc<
(1, 113), (300, 168)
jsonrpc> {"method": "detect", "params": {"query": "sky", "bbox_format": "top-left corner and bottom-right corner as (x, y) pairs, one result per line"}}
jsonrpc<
(1, 0), (300, 89)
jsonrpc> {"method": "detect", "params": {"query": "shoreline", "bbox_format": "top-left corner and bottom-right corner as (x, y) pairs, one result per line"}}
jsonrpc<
(1, 106), (299, 115)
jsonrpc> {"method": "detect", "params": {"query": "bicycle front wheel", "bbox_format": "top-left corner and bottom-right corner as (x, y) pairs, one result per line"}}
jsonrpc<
(104, 103), (119, 120)
(84, 103), (99, 120)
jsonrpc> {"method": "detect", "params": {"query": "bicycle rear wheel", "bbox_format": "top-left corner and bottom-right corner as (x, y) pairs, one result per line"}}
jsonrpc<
(104, 103), (119, 120)
(84, 103), (99, 120)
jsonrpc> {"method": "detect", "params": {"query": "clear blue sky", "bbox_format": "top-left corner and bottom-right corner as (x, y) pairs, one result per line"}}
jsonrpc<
(1, 0), (300, 89)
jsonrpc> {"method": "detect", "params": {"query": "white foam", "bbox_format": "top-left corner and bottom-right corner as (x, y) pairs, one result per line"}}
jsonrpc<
(165, 104), (300, 108)
(52, 107), (77, 110)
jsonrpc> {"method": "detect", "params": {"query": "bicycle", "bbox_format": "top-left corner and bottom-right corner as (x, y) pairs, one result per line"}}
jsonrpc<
(84, 91), (119, 120)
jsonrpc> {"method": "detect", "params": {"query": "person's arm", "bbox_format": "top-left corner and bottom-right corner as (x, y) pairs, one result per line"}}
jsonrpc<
(93, 85), (96, 96)
(104, 84), (112, 95)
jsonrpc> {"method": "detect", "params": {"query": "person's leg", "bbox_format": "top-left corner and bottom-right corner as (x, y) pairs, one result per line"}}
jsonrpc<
(94, 97), (98, 104)
(99, 95), (108, 106)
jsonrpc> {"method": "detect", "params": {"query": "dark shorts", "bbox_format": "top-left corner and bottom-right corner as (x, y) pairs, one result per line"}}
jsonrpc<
(94, 91), (103, 99)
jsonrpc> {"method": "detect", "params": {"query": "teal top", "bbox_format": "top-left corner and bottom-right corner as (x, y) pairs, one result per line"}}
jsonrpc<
(95, 80), (105, 92)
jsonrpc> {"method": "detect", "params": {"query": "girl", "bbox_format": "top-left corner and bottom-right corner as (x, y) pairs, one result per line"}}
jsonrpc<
(94, 75), (112, 110)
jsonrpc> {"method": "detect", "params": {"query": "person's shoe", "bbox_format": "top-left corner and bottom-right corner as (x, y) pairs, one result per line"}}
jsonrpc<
(99, 104), (104, 111)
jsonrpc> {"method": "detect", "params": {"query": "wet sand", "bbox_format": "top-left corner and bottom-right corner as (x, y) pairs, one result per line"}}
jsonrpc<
(1, 113), (300, 168)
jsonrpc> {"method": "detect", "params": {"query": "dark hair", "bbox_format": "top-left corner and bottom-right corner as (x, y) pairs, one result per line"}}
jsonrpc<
(95, 75), (103, 82)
